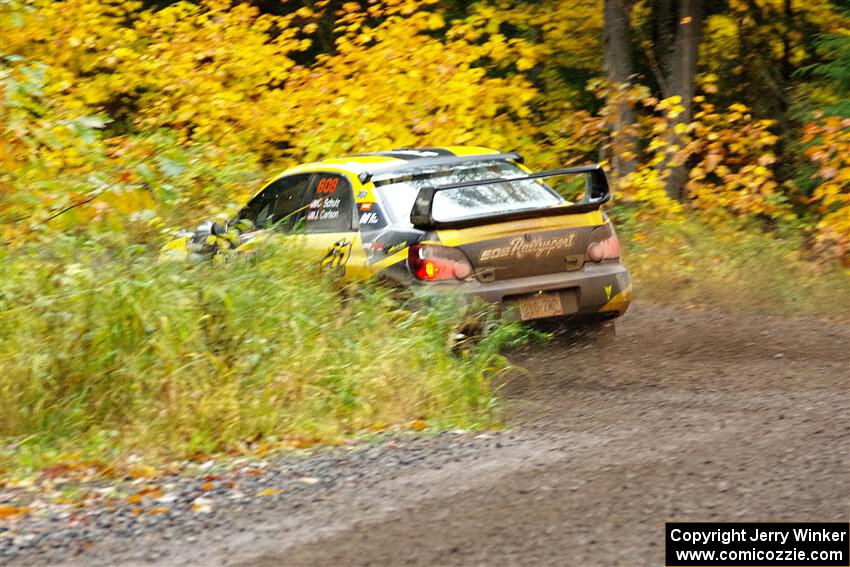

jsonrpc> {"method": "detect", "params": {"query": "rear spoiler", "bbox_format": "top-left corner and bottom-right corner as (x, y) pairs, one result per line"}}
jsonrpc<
(410, 164), (610, 230)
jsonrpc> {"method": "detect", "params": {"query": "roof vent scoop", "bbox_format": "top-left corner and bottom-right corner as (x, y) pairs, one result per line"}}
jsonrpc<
(357, 152), (523, 187)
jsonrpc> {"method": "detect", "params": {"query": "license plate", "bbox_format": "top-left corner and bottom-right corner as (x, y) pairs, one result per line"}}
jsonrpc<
(519, 292), (565, 320)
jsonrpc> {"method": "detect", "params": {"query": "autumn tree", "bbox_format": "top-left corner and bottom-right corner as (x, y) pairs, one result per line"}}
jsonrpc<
(604, 0), (638, 178)
(648, 0), (704, 201)
(1, 0), (847, 259)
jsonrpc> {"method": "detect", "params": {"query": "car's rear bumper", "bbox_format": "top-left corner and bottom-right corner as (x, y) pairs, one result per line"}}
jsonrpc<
(415, 260), (632, 320)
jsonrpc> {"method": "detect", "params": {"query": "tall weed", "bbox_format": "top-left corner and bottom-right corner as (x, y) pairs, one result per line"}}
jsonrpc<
(618, 213), (850, 320)
(1, 236), (519, 471)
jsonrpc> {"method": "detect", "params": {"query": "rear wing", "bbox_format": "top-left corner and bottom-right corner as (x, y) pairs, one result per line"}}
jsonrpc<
(409, 164), (610, 230)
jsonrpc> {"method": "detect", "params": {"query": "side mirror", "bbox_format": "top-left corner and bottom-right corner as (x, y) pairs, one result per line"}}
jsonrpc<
(194, 221), (213, 237)
(195, 220), (228, 237)
(210, 221), (228, 236)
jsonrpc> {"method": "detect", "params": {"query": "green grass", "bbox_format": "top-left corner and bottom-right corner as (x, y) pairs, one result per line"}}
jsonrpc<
(0, 234), (529, 474)
(618, 214), (850, 321)
(3, 215), (847, 476)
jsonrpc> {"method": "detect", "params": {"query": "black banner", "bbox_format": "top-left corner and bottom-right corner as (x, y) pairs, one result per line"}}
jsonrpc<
(666, 522), (849, 566)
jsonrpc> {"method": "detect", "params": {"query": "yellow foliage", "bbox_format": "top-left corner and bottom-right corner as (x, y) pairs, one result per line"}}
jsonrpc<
(685, 101), (790, 220)
(1, 0), (540, 240)
(0, 0), (845, 263)
(280, 3), (539, 160)
(618, 169), (684, 220)
(802, 116), (850, 261)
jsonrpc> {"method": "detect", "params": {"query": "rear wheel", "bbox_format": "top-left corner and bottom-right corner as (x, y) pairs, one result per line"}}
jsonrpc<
(448, 314), (499, 354)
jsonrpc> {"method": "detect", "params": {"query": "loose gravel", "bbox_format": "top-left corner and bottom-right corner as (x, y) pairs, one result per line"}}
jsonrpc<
(1, 430), (530, 566)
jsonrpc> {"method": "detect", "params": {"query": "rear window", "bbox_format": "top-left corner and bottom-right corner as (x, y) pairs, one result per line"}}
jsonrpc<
(374, 161), (564, 225)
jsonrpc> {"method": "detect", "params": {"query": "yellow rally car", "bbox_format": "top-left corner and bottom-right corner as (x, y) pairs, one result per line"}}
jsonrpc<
(163, 146), (632, 322)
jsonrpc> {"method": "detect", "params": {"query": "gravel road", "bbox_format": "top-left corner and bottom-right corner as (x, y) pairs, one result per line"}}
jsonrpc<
(3, 301), (849, 566)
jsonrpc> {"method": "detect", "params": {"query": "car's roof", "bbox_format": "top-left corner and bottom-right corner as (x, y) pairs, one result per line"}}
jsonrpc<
(281, 146), (517, 181)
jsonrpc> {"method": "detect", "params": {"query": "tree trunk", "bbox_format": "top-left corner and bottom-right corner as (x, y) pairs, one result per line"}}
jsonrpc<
(652, 0), (703, 201)
(604, 0), (637, 179)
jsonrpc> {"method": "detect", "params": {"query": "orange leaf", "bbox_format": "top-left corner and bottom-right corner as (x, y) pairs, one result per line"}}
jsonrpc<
(138, 486), (163, 499)
(128, 465), (156, 479)
(0, 505), (31, 518)
(289, 438), (315, 449)
(409, 420), (428, 431)
(148, 507), (169, 515)
(254, 442), (274, 456)
(40, 463), (76, 479)
(127, 494), (143, 504)
(200, 481), (215, 491)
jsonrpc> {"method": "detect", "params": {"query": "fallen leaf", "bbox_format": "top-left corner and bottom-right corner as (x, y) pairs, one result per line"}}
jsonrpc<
(192, 497), (213, 513)
(127, 494), (143, 504)
(200, 481), (214, 491)
(289, 438), (315, 449)
(254, 442), (274, 456)
(409, 420), (428, 431)
(0, 505), (31, 518)
(257, 488), (282, 497)
(138, 487), (163, 499)
(131, 507), (143, 516)
(40, 463), (76, 479)
(128, 465), (156, 479)
(148, 507), (169, 515)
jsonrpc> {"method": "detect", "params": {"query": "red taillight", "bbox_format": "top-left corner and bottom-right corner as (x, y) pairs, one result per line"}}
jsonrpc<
(408, 244), (473, 281)
(587, 225), (621, 262)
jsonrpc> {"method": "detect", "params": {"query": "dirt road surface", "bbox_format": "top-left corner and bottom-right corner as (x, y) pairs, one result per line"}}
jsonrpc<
(5, 301), (849, 566)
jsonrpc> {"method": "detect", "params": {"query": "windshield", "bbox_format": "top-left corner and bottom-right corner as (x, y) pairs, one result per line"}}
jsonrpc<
(374, 160), (564, 225)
